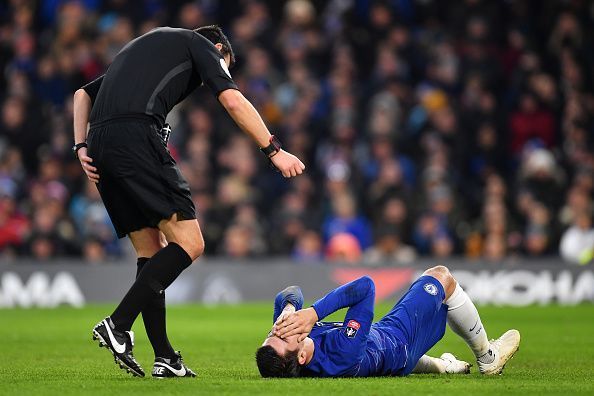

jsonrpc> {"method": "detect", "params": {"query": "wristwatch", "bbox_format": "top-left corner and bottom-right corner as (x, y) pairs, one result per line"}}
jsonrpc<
(260, 135), (282, 158)
(72, 142), (88, 159)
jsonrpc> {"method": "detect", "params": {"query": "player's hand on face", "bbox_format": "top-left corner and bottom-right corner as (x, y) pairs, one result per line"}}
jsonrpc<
(270, 149), (305, 178)
(274, 307), (318, 339)
(78, 147), (99, 183)
(273, 303), (296, 329)
(273, 312), (292, 331)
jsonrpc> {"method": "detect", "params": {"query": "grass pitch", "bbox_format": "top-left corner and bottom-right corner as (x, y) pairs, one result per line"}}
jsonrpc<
(2, 303), (593, 395)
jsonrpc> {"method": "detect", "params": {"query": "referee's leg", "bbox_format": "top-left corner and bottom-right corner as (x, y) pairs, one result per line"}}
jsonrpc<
(109, 214), (204, 332)
(129, 227), (164, 258)
(157, 213), (205, 260)
(129, 228), (178, 360)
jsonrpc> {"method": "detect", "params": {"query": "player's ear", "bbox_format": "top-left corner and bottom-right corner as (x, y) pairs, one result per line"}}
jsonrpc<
(214, 43), (223, 52)
(298, 349), (307, 365)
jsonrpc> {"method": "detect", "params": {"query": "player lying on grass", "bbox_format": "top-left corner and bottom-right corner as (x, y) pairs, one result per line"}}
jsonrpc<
(256, 265), (520, 377)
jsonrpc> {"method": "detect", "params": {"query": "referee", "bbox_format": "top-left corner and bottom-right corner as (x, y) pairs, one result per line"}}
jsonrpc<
(72, 25), (305, 378)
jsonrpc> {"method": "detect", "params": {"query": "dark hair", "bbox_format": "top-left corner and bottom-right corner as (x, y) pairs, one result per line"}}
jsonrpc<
(194, 25), (235, 67)
(255, 345), (302, 378)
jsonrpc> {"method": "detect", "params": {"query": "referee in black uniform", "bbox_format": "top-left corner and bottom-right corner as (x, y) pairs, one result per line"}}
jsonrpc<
(72, 25), (305, 378)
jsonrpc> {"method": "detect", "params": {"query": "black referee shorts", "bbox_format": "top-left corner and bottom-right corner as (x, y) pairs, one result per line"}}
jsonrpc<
(87, 116), (196, 238)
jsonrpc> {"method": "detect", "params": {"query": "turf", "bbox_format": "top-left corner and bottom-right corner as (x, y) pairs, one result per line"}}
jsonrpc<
(1, 303), (593, 395)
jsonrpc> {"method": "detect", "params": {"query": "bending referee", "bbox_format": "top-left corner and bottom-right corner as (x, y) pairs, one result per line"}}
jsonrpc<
(72, 25), (305, 378)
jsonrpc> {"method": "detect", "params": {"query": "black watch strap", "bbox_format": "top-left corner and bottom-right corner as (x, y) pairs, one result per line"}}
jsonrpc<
(72, 142), (88, 159)
(260, 135), (282, 158)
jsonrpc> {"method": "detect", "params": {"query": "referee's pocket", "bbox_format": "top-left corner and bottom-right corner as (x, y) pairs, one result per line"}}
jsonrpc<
(147, 127), (173, 165)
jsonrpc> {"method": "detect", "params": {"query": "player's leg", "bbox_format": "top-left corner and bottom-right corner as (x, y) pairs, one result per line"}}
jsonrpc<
(425, 266), (490, 358)
(412, 354), (470, 374)
(374, 269), (453, 376)
(128, 228), (178, 361)
(399, 266), (470, 375)
(427, 266), (521, 375)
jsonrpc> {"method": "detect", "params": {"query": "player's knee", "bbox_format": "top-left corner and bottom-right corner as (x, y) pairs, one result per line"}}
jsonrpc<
(423, 265), (454, 292)
(424, 265), (450, 277)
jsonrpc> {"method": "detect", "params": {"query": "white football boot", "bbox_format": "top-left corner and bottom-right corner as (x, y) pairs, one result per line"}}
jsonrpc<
(440, 353), (471, 374)
(477, 329), (521, 375)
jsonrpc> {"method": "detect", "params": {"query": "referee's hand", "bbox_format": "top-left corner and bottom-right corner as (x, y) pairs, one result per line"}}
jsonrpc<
(78, 147), (99, 183)
(270, 149), (305, 178)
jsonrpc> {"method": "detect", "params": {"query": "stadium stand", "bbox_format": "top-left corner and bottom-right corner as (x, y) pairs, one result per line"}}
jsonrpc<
(0, 0), (592, 263)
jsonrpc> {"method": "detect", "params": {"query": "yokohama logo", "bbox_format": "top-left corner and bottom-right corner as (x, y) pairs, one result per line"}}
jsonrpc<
(453, 269), (594, 306)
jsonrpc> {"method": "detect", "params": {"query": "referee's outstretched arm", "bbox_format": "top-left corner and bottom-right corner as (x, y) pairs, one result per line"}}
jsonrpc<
(218, 89), (306, 178)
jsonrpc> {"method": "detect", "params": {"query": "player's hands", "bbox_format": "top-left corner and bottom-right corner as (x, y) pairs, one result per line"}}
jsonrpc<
(78, 147), (99, 183)
(270, 149), (305, 178)
(274, 307), (318, 341)
(274, 303), (296, 326)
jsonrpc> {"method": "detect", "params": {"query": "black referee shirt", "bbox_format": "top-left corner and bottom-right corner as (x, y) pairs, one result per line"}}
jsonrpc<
(83, 27), (238, 126)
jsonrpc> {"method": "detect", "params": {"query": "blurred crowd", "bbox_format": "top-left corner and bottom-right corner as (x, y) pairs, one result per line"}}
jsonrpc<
(0, 0), (593, 264)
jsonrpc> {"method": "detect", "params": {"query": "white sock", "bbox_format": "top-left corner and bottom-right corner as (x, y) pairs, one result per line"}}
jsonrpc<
(446, 282), (493, 363)
(412, 355), (446, 374)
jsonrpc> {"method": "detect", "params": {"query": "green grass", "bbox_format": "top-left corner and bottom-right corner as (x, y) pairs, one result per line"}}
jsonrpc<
(1, 303), (593, 395)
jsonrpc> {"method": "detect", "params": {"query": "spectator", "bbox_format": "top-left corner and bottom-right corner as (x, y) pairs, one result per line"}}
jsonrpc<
(509, 93), (555, 154)
(0, 177), (29, 254)
(431, 233), (454, 259)
(83, 237), (107, 263)
(322, 192), (372, 249)
(326, 233), (361, 264)
(363, 224), (416, 265)
(483, 234), (507, 263)
(292, 230), (323, 262)
(560, 212), (594, 265)
(0, 1), (591, 264)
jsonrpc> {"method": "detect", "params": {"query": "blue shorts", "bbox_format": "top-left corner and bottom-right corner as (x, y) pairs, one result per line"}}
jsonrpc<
(375, 275), (448, 376)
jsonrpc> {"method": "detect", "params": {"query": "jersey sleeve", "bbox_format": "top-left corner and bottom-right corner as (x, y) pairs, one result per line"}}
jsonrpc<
(311, 277), (375, 376)
(272, 286), (304, 324)
(312, 276), (374, 342)
(188, 32), (238, 96)
(312, 276), (375, 324)
(81, 75), (104, 105)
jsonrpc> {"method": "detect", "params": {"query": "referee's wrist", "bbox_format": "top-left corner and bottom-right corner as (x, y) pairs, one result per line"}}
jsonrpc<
(72, 142), (88, 159)
(260, 135), (282, 158)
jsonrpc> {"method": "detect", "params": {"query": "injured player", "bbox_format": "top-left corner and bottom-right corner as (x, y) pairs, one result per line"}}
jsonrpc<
(256, 265), (520, 378)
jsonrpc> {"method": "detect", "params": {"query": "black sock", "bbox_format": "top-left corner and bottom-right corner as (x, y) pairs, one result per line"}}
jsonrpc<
(111, 243), (192, 331)
(136, 257), (176, 359)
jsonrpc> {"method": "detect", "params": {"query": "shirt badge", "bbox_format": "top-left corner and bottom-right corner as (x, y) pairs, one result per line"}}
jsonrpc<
(345, 320), (360, 338)
(424, 283), (438, 295)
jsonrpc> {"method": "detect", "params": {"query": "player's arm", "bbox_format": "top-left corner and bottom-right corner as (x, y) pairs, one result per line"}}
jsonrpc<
(272, 285), (304, 324)
(73, 75), (103, 183)
(275, 276), (375, 341)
